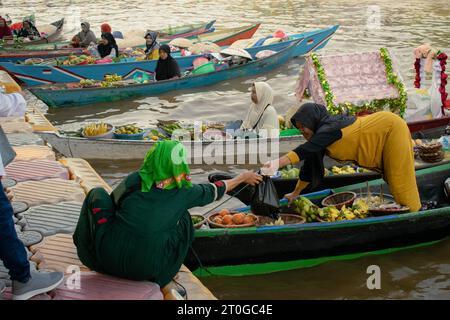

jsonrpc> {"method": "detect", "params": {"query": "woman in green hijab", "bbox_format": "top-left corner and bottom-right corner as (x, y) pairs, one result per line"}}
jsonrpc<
(73, 140), (262, 287)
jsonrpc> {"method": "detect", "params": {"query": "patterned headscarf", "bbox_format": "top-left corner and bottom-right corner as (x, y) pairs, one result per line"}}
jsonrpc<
(139, 140), (192, 192)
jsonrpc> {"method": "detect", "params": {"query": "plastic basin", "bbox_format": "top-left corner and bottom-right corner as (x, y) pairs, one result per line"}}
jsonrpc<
(114, 131), (145, 140)
(192, 62), (215, 75)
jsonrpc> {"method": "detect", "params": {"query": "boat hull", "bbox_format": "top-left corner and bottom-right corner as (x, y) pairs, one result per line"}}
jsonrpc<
(2, 19), (65, 48)
(36, 115), (448, 162)
(1, 25), (339, 86)
(185, 164), (450, 276)
(37, 131), (303, 163)
(30, 39), (302, 107)
(0, 21), (216, 62)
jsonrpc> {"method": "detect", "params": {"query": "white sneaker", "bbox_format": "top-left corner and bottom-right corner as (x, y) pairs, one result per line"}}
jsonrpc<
(12, 271), (64, 300)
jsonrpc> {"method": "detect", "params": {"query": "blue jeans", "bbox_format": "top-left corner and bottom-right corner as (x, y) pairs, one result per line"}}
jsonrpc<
(0, 180), (30, 282)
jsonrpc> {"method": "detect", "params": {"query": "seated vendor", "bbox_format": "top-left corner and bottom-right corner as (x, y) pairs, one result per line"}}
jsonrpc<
(73, 140), (262, 287)
(240, 82), (279, 139)
(144, 31), (160, 60)
(73, 22), (97, 48)
(0, 17), (13, 40)
(264, 103), (421, 212)
(96, 32), (119, 59)
(17, 19), (40, 39)
(155, 44), (181, 81)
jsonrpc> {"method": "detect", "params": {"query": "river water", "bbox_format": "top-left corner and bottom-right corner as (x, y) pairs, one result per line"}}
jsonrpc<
(4, 0), (450, 299)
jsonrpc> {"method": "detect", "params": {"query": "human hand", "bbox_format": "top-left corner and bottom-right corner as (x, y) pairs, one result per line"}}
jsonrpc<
(238, 171), (263, 186)
(5, 188), (13, 201)
(261, 159), (279, 176)
(284, 191), (300, 206)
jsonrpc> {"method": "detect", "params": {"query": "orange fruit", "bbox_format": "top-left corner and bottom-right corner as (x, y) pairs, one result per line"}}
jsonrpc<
(222, 215), (233, 225)
(219, 209), (230, 217)
(243, 215), (255, 224)
(232, 213), (245, 225)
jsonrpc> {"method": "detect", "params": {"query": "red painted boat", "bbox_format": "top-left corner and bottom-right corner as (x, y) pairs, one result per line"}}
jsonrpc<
(407, 116), (450, 134)
(196, 23), (261, 47)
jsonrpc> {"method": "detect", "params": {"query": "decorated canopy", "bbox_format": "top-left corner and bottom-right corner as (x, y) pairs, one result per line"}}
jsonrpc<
(295, 48), (407, 117)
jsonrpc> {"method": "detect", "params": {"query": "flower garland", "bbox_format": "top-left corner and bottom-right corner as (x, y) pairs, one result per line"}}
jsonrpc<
(311, 48), (408, 117)
(413, 51), (448, 114)
(311, 53), (340, 113)
(414, 58), (421, 88)
(379, 47), (408, 117)
(437, 52), (448, 113)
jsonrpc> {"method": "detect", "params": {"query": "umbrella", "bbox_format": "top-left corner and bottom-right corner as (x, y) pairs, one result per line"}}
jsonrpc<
(220, 47), (252, 60)
(168, 38), (193, 49)
(112, 31), (124, 39)
(188, 42), (221, 55)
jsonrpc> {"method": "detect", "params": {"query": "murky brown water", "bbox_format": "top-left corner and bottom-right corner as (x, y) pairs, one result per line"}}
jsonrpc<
(5, 0), (450, 299)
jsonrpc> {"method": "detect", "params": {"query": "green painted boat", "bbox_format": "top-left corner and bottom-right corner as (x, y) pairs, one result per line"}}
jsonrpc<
(186, 163), (450, 277)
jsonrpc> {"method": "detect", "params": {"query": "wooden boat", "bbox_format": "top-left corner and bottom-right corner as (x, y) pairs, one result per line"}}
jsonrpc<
(192, 23), (260, 47)
(39, 112), (448, 161)
(152, 20), (216, 39)
(35, 114), (448, 161)
(37, 129), (305, 163)
(209, 157), (450, 205)
(0, 48), (86, 63)
(29, 40), (302, 107)
(1, 19), (65, 48)
(0, 20), (216, 63)
(2, 25), (338, 86)
(185, 163), (450, 277)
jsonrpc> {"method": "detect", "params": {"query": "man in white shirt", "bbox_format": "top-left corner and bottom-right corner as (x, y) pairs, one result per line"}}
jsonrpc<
(0, 93), (64, 299)
(0, 91), (27, 117)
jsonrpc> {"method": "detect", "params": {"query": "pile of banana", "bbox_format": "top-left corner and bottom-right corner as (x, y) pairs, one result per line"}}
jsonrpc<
(100, 74), (124, 87)
(265, 217), (285, 226)
(105, 74), (123, 82)
(82, 122), (110, 137)
(79, 79), (99, 87)
(292, 196), (369, 223)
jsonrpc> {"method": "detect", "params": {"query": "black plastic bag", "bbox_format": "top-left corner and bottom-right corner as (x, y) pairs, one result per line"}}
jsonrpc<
(250, 175), (279, 219)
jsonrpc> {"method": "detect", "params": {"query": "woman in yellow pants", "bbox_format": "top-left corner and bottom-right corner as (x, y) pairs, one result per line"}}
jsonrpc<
(265, 103), (421, 212)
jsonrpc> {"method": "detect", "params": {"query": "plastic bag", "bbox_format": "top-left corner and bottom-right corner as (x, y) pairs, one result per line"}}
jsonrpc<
(250, 175), (279, 219)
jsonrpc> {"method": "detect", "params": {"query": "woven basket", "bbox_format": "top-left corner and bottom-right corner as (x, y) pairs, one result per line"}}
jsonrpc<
(321, 191), (357, 210)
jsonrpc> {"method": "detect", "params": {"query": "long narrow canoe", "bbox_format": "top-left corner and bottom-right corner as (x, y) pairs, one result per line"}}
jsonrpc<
(2, 25), (339, 86)
(0, 20), (216, 62)
(154, 20), (216, 39)
(185, 163), (450, 277)
(30, 39), (302, 107)
(35, 115), (448, 162)
(195, 23), (260, 47)
(0, 19), (65, 48)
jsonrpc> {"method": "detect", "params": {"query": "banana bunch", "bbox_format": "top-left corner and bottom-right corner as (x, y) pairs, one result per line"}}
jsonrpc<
(292, 196), (321, 223)
(319, 200), (369, 222)
(79, 79), (98, 87)
(278, 115), (286, 130)
(83, 122), (109, 136)
(104, 74), (122, 82)
(292, 196), (369, 223)
(265, 217), (285, 226)
(331, 165), (356, 175)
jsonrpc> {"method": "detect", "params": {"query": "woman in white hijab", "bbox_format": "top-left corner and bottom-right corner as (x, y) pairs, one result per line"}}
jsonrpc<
(241, 82), (279, 138)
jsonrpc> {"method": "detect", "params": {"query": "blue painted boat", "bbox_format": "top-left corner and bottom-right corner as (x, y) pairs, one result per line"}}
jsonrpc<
(30, 39), (302, 108)
(4, 25), (339, 86)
